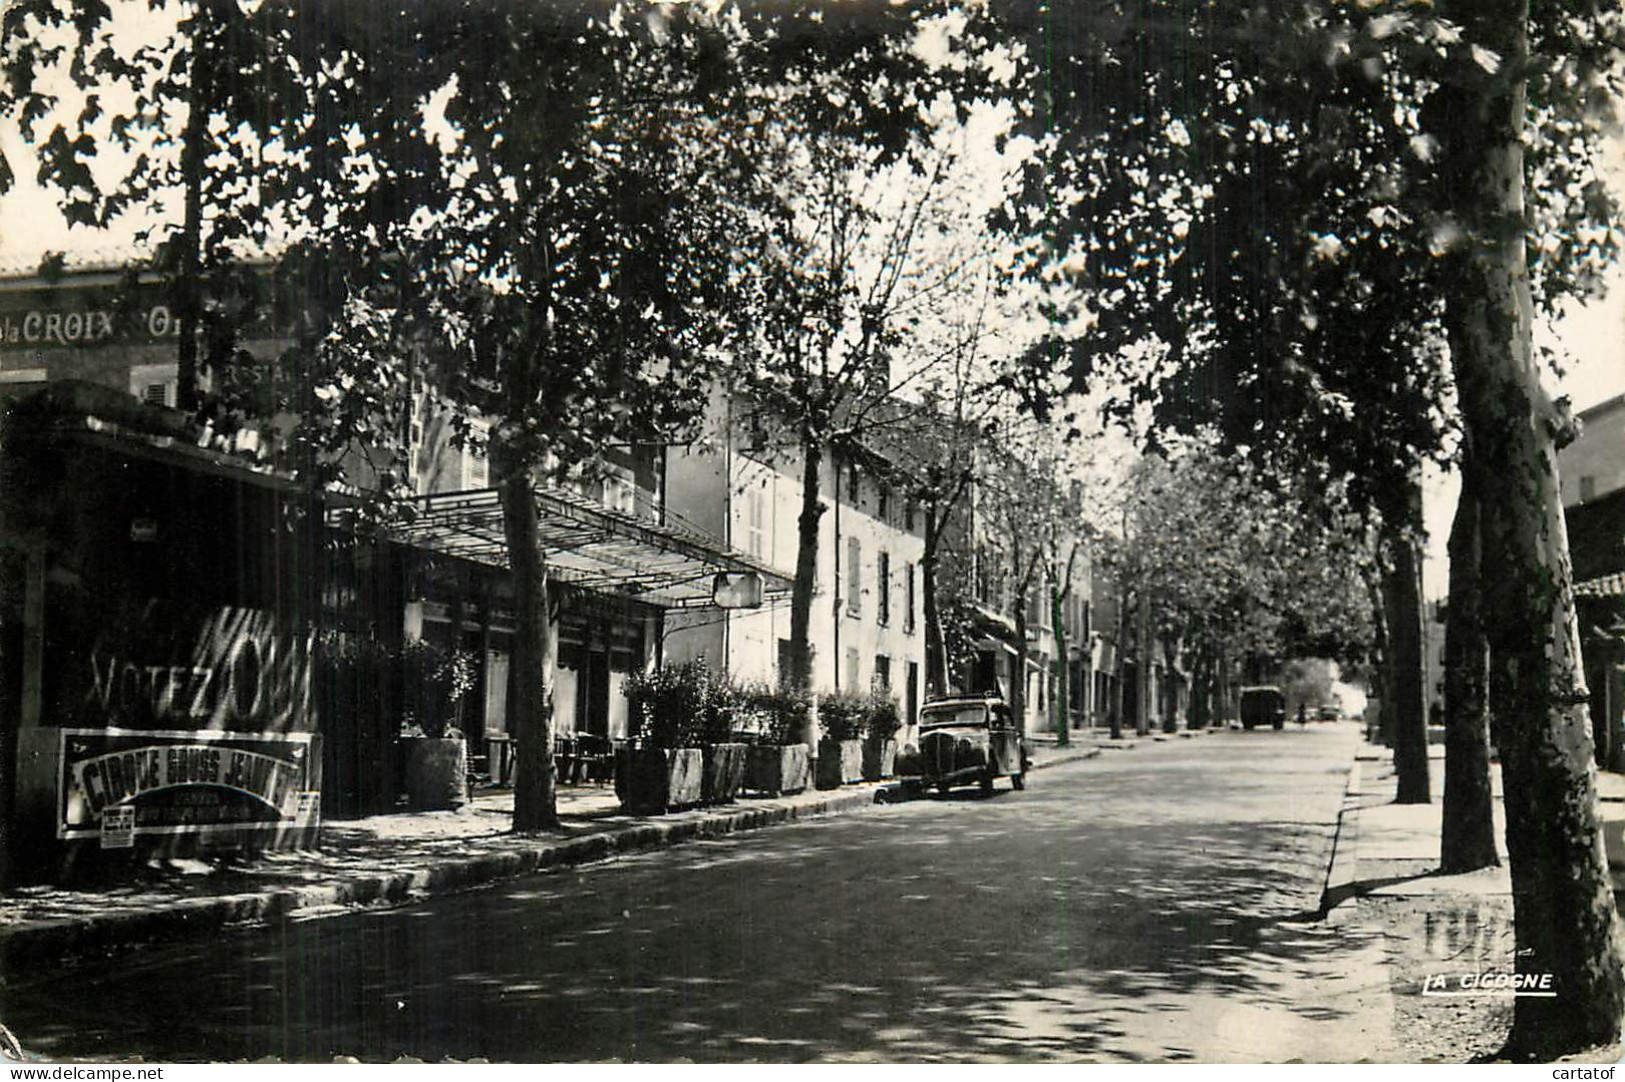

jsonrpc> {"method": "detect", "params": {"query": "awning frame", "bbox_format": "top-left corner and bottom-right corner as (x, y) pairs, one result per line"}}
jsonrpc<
(361, 485), (794, 611)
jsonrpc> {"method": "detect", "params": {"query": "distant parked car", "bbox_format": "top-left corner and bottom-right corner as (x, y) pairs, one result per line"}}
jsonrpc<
(897, 694), (1028, 795)
(1317, 703), (1342, 721)
(1239, 686), (1287, 731)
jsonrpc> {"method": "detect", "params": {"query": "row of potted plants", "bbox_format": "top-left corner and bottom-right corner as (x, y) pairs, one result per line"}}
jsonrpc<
(809, 688), (900, 791)
(617, 660), (903, 814)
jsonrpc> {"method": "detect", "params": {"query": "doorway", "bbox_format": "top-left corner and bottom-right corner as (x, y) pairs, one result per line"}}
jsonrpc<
(578, 649), (611, 737)
(906, 661), (919, 726)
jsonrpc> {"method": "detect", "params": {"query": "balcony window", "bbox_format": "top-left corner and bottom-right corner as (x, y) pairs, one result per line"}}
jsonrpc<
(129, 363), (178, 410)
(599, 466), (637, 515)
(847, 536), (861, 615)
(746, 485), (766, 558)
(904, 562), (917, 634)
(877, 550), (891, 626)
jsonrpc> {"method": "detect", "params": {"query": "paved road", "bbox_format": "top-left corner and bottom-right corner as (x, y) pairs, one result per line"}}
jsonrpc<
(4, 724), (1396, 1062)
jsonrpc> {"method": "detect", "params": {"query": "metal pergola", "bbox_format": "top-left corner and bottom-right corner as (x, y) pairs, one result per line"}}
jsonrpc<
(381, 485), (794, 611)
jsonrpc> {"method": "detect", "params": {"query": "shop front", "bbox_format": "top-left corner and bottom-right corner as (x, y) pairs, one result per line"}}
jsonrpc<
(0, 380), (793, 882)
(385, 484), (791, 767)
(1, 383), (323, 883)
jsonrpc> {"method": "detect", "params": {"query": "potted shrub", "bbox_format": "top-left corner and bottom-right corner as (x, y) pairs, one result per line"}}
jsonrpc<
(617, 661), (706, 814)
(397, 640), (477, 812)
(700, 677), (748, 806)
(862, 694), (901, 782)
(741, 683), (813, 796)
(313, 632), (400, 818)
(815, 690), (867, 790)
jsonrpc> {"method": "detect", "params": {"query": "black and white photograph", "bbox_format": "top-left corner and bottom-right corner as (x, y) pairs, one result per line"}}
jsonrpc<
(0, 0), (1622, 1066)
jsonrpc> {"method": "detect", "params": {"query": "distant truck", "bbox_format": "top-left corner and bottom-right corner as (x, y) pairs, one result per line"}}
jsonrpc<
(1239, 686), (1287, 731)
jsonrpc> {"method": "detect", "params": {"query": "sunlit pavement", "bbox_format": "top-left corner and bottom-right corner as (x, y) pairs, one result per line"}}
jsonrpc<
(2, 724), (1400, 1063)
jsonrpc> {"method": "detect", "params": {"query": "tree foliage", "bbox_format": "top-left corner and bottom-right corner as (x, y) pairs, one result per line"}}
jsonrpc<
(995, 0), (1619, 535)
(0, 0), (317, 410)
(712, 9), (1024, 690)
(272, 4), (756, 486)
(1099, 436), (1375, 676)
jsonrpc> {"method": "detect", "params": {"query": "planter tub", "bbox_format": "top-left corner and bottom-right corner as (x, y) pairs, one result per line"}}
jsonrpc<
(616, 746), (704, 814)
(745, 744), (811, 796)
(816, 738), (864, 790)
(702, 743), (749, 805)
(401, 736), (469, 812)
(862, 738), (898, 782)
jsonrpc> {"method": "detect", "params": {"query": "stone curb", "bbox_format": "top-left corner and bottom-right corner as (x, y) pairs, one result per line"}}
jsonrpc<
(1031, 747), (1102, 770)
(1319, 754), (1365, 915)
(0, 746), (1105, 972)
(1073, 726), (1218, 751)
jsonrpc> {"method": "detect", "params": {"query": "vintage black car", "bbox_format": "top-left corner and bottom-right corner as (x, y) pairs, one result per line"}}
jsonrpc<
(896, 694), (1028, 795)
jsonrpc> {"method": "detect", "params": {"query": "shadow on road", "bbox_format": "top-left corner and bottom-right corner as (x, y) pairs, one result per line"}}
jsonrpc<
(5, 730), (1376, 1063)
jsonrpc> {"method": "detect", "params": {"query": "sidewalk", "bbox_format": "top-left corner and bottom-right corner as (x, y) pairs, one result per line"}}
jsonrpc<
(1319, 745), (1511, 1062)
(1322, 746), (1511, 907)
(0, 736), (1117, 973)
(1319, 741), (1624, 1062)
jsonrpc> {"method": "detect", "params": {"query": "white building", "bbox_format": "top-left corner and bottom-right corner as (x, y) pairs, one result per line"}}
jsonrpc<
(663, 392), (928, 724)
(1561, 393), (1625, 507)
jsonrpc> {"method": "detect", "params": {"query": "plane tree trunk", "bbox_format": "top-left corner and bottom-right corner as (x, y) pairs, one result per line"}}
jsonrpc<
(787, 432), (824, 694)
(1439, 0), (1624, 1052)
(922, 512), (949, 697)
(1441, 455), (1499, 872)
(1051, 584), (1069, 745)
(1380, 503), (1431, 804)
(1010, 567), (1029, 737)
(1109, 586), (1129, 739)
(174, 29), (210, 414)
(1135, 586), (1152, 737)
(500, 452), (559, 833)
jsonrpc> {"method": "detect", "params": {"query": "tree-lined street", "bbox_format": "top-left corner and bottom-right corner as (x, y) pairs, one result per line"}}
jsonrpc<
(0, 728), (1393, 1064)
(2, 0), (1623, 1063)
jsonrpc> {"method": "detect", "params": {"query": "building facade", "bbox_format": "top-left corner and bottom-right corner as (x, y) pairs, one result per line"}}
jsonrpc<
(0, 260), (785, 877)
(1560, 394), (1625, 508)
(1560, 396), (1625, 769)
(901, 434), (1095, 738)
(662, 392), (928, 726)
